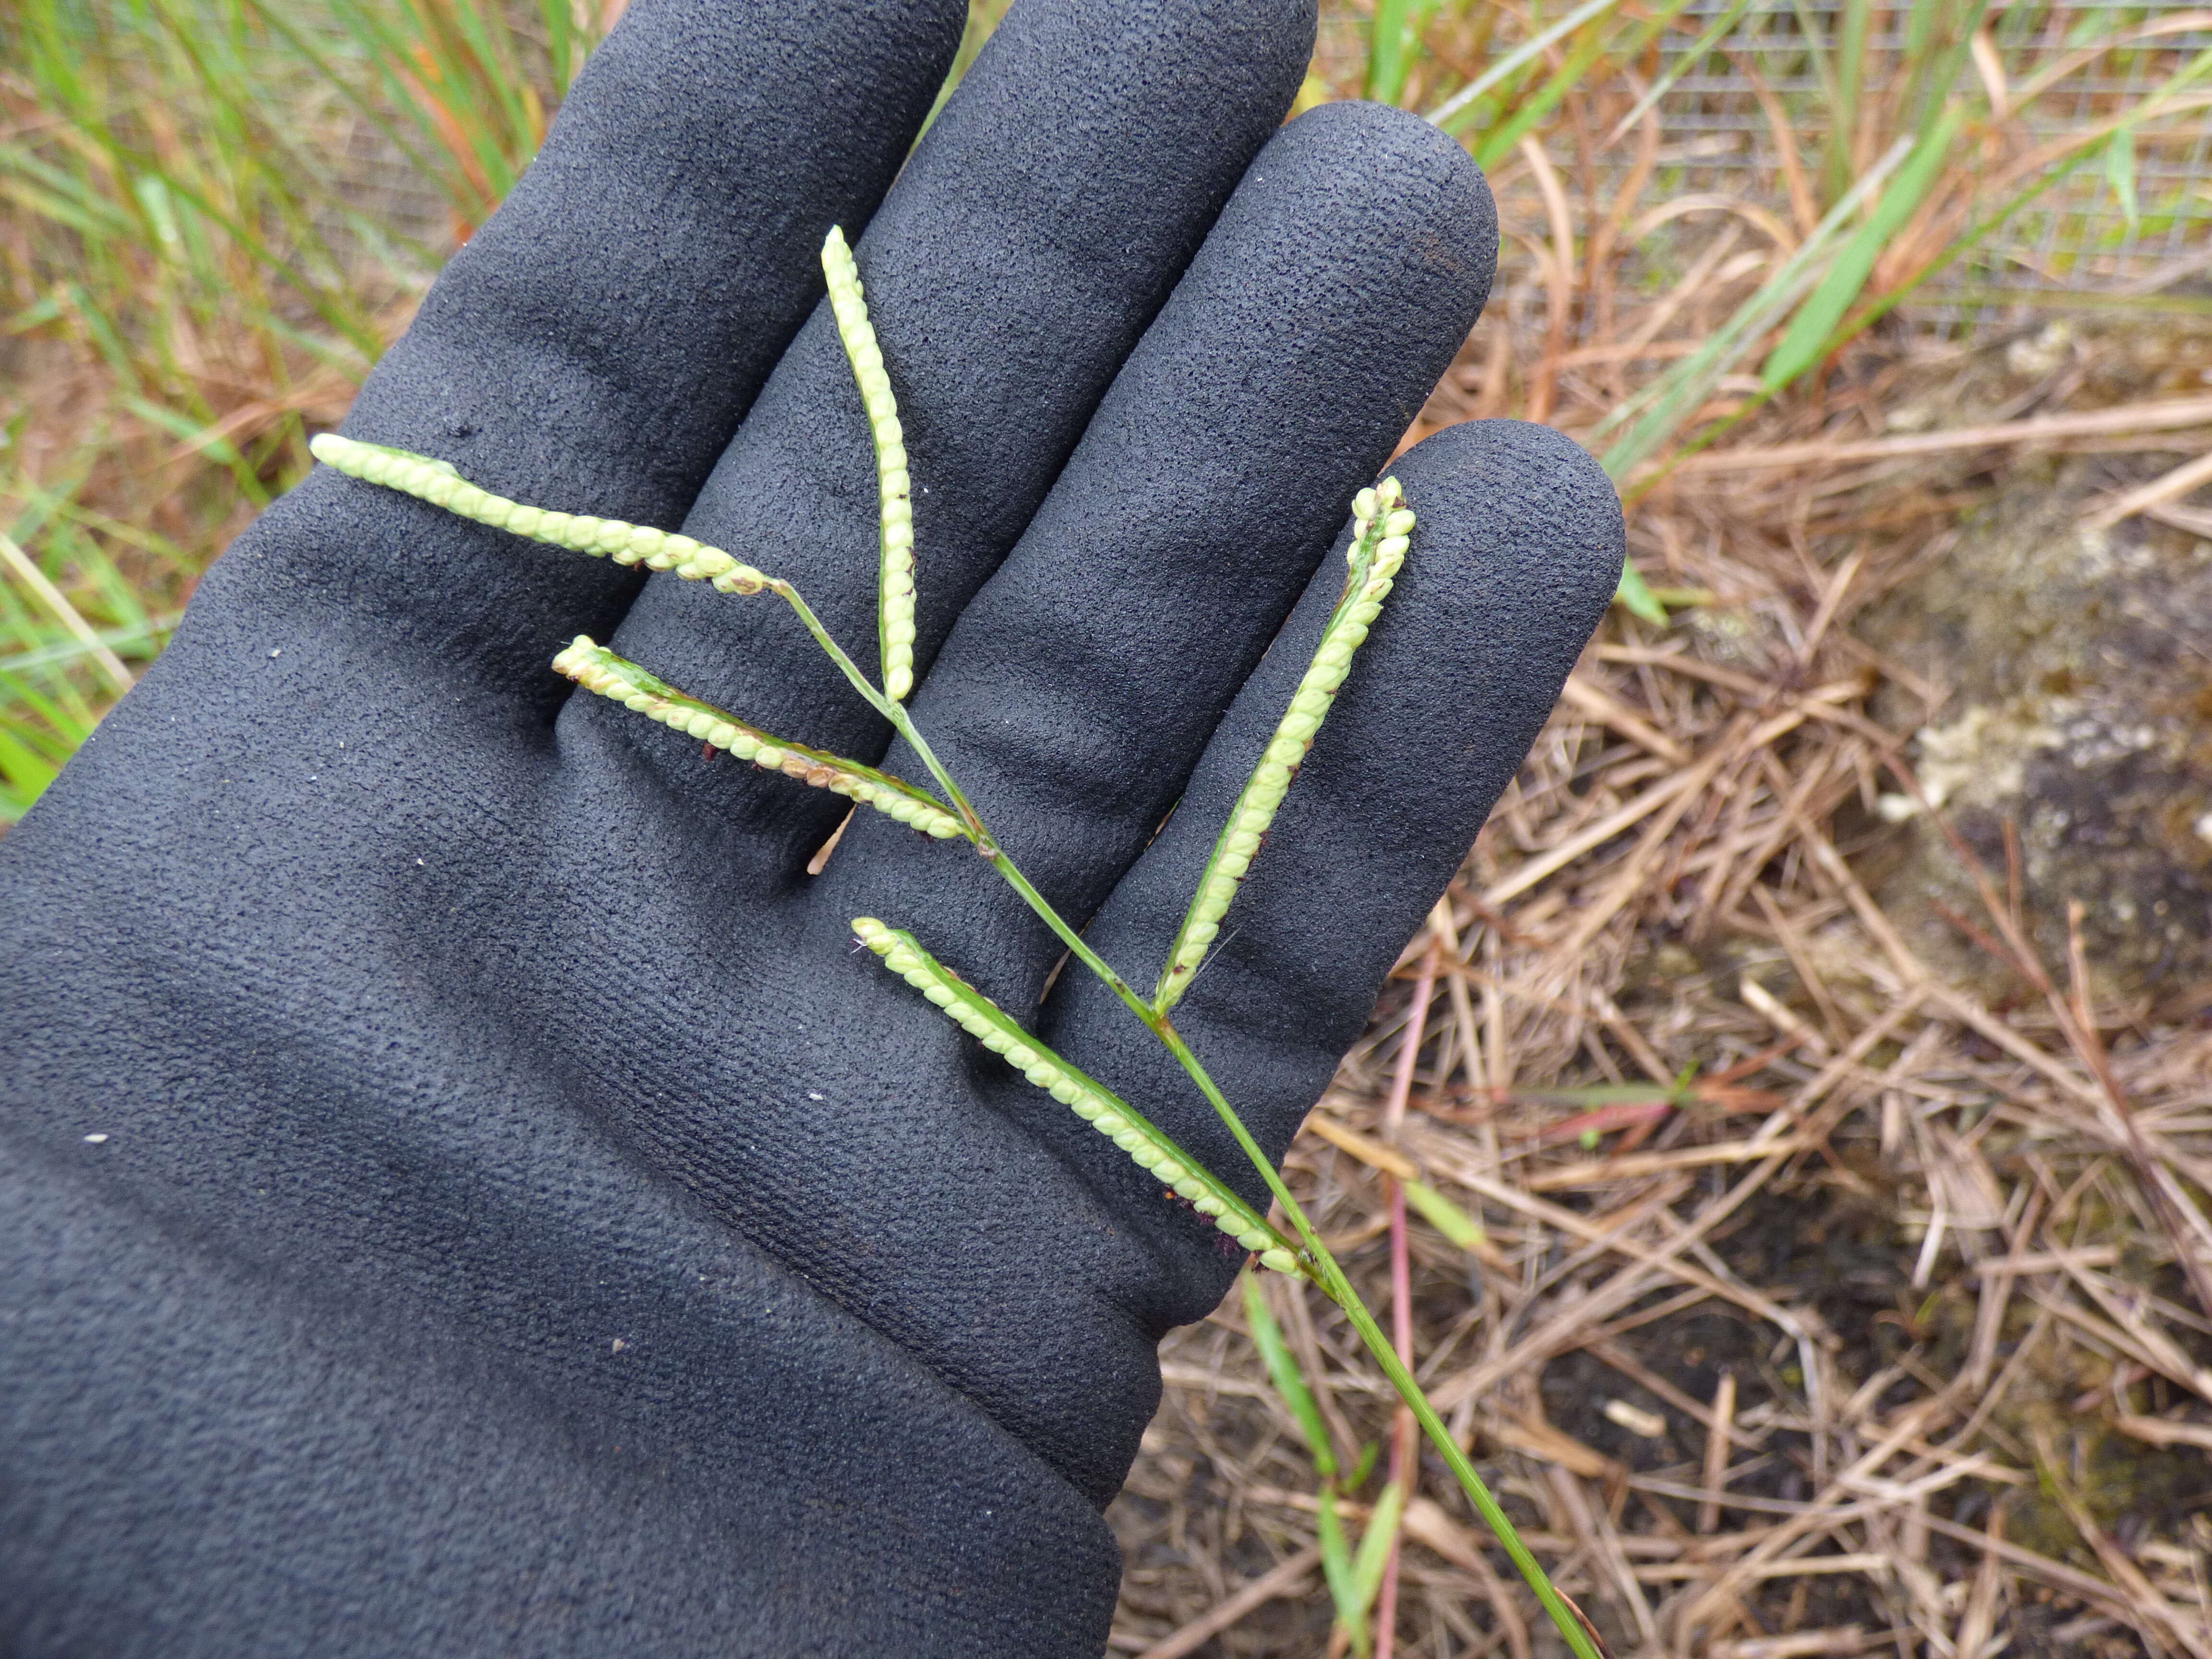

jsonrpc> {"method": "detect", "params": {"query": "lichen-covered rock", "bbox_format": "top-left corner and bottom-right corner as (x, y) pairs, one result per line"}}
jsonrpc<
(1865, 456), (2212, 1005)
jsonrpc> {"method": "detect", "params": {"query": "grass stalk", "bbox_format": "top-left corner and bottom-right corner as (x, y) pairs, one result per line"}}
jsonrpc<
(1824, 0), (1873, 203)
(1602, 0), (1759, 145)
(1150, 1022), (1605, 1659)
(1423, 0), (1626, 133)
(1366, 0), (1430, 106)
(0, 531), (134, 700)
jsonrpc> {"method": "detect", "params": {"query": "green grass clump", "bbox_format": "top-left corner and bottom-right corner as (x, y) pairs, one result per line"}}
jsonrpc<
(0, 0), (613, 820)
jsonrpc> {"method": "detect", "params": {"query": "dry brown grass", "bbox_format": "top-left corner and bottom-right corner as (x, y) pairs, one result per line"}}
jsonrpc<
(1106, 136), (2212, 1658)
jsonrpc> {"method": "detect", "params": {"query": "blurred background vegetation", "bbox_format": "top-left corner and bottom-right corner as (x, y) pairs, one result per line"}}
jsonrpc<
(0, 0), (2203, 816)
(7, 4), (2211, 1655)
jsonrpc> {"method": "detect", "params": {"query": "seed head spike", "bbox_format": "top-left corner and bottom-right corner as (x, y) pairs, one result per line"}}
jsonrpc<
(820, 227), (917, 703)
(553, 638), (966, 839)
(850, 917), (1299, 1274)
(309, 434), (769, 595)
(1153, 478), (1411, 1014)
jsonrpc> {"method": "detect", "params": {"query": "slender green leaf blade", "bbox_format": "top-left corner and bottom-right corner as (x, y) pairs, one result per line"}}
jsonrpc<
(1596, 135), (1915, 477)
(0, 721), (64, 817)
(1426, 0), (1624, 133)
(1242, 1274), (1336, 1476)
(1347, 1478), (1408, 1626)
(1614, 559), (1670, 624)
(1403, 1180), (1488, 1253)
(1366, 0), (1425, 105)
(1317, 1490), (1360, 1633)
(1762, 107), (1964, 392)
(2104, 128), (2140, 234)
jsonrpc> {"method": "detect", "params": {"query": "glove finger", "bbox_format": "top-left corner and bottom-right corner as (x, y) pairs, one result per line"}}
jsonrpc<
(809, 102), (1497, 1005)
(1037, 420), (1622, 1292)
(586, 0), (1316, 847)
(225, 0), (965, 702)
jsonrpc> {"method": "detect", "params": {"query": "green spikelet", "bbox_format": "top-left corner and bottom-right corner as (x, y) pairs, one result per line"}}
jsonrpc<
(851, 917), (1299, 1274)
(820, 227), (917, 702)
(1154, 478), (1413, 1012)
(553, 639), (966, 839)
(309, 434), (769, 595)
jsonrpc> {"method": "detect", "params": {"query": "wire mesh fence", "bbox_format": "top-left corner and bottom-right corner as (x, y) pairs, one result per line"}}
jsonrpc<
(1640, 0), (2212, 328)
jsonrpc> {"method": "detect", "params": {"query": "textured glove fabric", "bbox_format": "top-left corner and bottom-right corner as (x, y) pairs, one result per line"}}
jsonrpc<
(0, 1), (1623, 1655)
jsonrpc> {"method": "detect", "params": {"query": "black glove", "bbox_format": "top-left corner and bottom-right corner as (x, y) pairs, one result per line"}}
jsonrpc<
(0, 1), (1623, 1653)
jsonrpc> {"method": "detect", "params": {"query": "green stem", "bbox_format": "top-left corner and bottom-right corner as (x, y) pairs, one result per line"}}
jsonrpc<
(1317, 1254), (1604, 1659)
(1156, 1021), (1326, 1254)
(773, 567), (1602, 1658)
(1153, 1020), (1604, 1659)
(768, 578), (985, 830)
(982, 849), (1160, 1028)
(767, 581), (909, 727)
(769, 577), (1158, 1026)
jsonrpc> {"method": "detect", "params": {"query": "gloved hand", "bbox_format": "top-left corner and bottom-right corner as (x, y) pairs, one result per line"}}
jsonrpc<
(0, 1), (1623, 1653)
